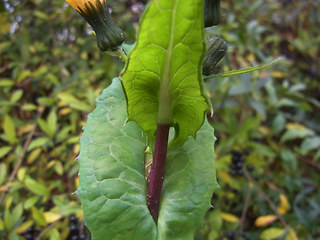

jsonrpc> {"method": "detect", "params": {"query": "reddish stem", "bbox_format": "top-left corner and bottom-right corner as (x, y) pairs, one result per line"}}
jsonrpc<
(147, 123), (170, 223)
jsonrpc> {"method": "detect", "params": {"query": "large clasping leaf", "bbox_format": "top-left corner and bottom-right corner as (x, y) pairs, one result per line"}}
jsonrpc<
(121, 0), (210, 145)
(77, 79), (218, 240)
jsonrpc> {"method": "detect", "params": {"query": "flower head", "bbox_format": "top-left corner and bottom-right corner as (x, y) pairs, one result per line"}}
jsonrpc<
(66, 0), (125, 51)
(202, 37), (227, 76)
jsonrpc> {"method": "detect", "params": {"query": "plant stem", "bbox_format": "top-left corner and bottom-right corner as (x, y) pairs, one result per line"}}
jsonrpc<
(147, 123), (170, 223)
(0, 106), (44, 206)
(239, 186), (252, 233)
(244, 169), (290, 232)
(117, 46), (127, 63)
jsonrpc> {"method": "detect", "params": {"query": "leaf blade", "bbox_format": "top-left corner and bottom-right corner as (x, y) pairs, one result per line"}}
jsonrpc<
(158, 120), (218, 239)
(78, 79), (218, 240)
(77, 78), (157, 240)
(2, 115), (17, 144)
(121, 0), (210, 145)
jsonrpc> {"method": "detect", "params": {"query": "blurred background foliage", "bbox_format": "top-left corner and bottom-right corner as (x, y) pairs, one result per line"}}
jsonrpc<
(0, 0), (319, 239)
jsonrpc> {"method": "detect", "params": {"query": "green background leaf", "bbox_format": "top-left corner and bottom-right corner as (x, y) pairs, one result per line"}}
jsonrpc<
(25, 177), (50, 196)
(2, 115), (17, 144)
(121, 0), (210, 145)
(260, 227), (285, 239)
(78, 79), (217, 240)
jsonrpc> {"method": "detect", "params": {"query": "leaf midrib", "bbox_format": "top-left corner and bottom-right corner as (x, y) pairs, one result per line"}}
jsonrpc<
(157, 0), (179, 124)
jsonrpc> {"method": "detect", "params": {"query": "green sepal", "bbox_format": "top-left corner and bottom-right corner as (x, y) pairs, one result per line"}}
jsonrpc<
(78, 1), (126, 51)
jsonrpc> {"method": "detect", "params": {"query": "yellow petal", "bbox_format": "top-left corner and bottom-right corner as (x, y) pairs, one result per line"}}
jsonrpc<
(66, 0), (106, 12)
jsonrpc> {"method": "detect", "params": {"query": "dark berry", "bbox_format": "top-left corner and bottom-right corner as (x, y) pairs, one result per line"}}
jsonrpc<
(231, 163), (238, 170)
(232, 155), (240, 163)
(236, 162), (243, 169)
(237, 169), (244, 176)
(79, 234), (86, 240)
(70, 236), (79, 240)
(239, 156), (246, 162)
(25, 234), (34, 240)
(26, 227), (34, 234)
(69, 225), (79, 235)
(243, 149), (250, 155)
(231, 150), (242, 156)
(69, 215), (78, 224)
(226, 232), (235, 240)
(247, 164), (254, 172)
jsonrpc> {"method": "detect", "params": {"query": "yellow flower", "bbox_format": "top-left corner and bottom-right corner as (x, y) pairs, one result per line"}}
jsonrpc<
(66, 0), (125, 51)
(66, 0), (106, 14)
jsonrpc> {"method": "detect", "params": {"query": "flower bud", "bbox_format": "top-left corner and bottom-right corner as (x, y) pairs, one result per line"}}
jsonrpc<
(202, 37), (227, 76)
(66, 0), (126, 51)
(204, 0), (221, 27)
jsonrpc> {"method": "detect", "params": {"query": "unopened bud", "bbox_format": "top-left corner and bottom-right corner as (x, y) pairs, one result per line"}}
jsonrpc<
(204, 0), (221, 27)
(66, 0), (126, 51)
(202, 37), (227, 76)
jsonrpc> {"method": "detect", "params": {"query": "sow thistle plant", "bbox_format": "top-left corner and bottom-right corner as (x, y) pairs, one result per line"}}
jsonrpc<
(65, 0), (276, 239)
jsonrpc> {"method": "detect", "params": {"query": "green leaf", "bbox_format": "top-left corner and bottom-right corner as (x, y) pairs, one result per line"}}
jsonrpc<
(47, 108), (57, 136)
(300, 136), (320, 155)
(272, 113), (285, 134)
(37, 118), (52, 137)
(78, 78), (157, 240)
(27, 137), (51, 151)
(22, 103), (38, 111)
(0, 163), (7, 185)
(78, 78), (217, 240)
(2, 115), (17, 144)
(25, 177), (50, 196)
(280, 149), (297, 170)
(0, 146), (12, 158)
(0, 79), (14, 87)
(57, 92), (92, 112)
(158, 120), (218, 239)
(281, 127), (314, 143)
(121, 0), (210, 145)
(8, 232), (20, 240)
(260, 227), (285, 239)
(37, 97), (55, 106)
(11, 203), (23, 226)
(10, 90), (23, 103)
(4, 207), (13, 230)
(31, 207), (47, 227)
(53, 203), (82, 216)
(24, 196), (40, 209)
(48, 228), (60, 240)
(314, 149), (320, 161)
(38, 109), (57, 137)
